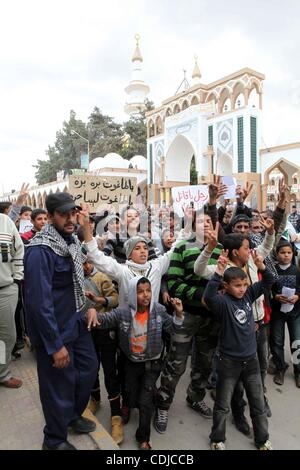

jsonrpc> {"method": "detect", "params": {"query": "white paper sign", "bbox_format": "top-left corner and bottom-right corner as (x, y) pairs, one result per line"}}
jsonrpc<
(280, 286), (296, 313)
(19, 219), (33, 234)
(222, 176), (237, 200)
(171, 185), (209, 217)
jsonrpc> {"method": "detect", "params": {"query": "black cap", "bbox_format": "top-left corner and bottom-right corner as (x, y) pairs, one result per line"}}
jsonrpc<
(231, 214), (251, 227)
(46, 192), (81, 214)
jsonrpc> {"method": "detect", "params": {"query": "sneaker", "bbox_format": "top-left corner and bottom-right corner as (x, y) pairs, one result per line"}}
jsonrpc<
(264, 396), (272, 418)
(111, 416), (124, 445)
(258, 440), (273, 450)
(153, 408), (168, 434)
(138, 441), (152, 450)
(87, 397), (101, 415)
(186, 396), (213, 418)
(210, 441), (226, 450)
(273, 369), (285, 386)
(121, 405), (131, 425)
(0, 377), (23, 388)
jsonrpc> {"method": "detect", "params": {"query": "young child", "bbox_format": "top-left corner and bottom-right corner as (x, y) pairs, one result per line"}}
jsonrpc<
(21, 209), (48, 244)
(86, 276), (184, 450)
(271, 240), (300, 388)
(203, 250), (274, 450)
(82, 260), (122, 443)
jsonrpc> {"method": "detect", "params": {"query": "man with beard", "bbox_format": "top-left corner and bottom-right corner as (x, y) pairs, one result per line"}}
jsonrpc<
(24, 193), (98, 450)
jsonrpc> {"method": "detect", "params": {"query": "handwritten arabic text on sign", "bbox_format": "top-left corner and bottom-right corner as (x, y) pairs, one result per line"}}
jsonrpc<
(69, 175), (137, 211)
(171, 185), (209, 217)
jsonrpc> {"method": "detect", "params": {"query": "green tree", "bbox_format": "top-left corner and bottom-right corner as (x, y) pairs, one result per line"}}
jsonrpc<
(120, 99), (155, 160)
(87, 107), (123, 159)
(34, 110), (87, 185)
(34, 101), (154, 185)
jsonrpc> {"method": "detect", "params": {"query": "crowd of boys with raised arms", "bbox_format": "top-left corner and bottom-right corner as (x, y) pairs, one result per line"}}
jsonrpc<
(0, 178), (300, 451)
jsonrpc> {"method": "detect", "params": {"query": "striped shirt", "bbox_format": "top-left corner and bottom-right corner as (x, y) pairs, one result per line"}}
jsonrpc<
(167, 238), (222, 315)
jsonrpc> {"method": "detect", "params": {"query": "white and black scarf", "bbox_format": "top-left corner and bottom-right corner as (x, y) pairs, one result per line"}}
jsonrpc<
(29, 224), (86, 312)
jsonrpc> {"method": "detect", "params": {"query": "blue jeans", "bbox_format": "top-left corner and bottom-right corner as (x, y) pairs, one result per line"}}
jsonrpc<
(210, 354), (268, 447)
(270, 309), (300, 376)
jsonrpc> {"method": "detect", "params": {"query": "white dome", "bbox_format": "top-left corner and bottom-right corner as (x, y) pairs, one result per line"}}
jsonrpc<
(89, 157), (105, 171)
(130, 155), (147, 170)
(103, 153), (128, 169)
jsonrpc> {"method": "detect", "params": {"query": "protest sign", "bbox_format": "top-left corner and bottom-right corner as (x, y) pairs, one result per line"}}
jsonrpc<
(171, 185), (209, 217)
(222, 176), (237, 199)
(19, 219), (34, 234)
(69, 174), (137, 212)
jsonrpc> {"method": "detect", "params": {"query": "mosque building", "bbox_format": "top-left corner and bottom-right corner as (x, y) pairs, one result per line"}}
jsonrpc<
(1, 36), (300, 211)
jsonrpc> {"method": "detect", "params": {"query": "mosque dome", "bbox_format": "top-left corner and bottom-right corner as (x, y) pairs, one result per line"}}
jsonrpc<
(102, 153), (128, 169)
(130, 155), (147, 170)
(88, 157), (105, 171)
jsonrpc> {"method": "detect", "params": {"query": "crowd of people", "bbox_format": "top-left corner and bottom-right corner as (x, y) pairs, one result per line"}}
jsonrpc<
(0, 178), (300, 451)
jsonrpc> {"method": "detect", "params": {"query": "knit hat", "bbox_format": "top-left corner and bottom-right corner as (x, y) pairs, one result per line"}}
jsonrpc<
(124, 236), (148, 259)
(231, 214), (251, 227)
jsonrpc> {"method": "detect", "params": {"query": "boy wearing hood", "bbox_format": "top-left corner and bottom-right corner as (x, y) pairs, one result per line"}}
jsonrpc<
(86, 276), (184, 450)
(79, 210), (174, 307)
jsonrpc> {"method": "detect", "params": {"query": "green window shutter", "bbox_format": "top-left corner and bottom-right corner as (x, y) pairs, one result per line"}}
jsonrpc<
(149, 144), (153, 184)
(237, 117), (244, 173)
(250, 116), (257, 173)
(208, 125), (213, 146)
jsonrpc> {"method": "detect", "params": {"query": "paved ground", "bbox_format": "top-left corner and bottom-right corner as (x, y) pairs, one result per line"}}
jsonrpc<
(0, 346), (299, 450)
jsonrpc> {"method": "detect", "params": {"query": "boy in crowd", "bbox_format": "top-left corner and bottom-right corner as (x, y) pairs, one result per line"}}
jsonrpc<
(86, 277), (184, 449)
(21, 209), (48, 244)
(82, 259), (123, 443)
(203, 250), (274, 450)
(270, 241), (300, 388)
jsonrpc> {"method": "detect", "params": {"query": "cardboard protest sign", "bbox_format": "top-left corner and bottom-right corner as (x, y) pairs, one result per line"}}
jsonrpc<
(69, 174), (137, 212)
(19, 219), (34, 234)
(171, 185), (209, 217)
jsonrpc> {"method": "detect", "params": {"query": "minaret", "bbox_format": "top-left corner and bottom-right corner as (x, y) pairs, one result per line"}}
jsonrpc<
(124, 34), (150, 116)
(192, 55), (202, 85)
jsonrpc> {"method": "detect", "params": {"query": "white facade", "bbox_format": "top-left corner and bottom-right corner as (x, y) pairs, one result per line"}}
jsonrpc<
(147, 68), (263, 187)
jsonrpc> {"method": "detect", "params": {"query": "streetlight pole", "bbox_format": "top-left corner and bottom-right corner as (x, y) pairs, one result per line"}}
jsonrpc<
(70, 129), (90, 162)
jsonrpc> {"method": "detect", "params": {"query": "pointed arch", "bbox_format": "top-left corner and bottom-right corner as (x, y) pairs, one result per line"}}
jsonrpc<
(148, 119), (155, 137)
(181, 99), (189, 111)
(165, 134), (197, 183)
(173, 103), (181, 114)
(232, 81), (246, 109)
(205, 91), (218, 104)
(219, 87), (232, 113)
(155, 116), (164, 135)
(166, 107), (172, 117)
(191, 94), (200, 105)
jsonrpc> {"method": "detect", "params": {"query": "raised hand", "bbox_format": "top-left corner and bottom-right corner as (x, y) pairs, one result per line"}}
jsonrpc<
(209, 176), (228, 204)
(170, 297), (184, 317)
(277, 178), (288, 208)
(206, 221), (219, 252)
(243, 182), (253, 200)
(216, 249), (229, 275)
(251, 249), (265, 271)
(16, 183), (30, 207)
(259, 215), (274, 235)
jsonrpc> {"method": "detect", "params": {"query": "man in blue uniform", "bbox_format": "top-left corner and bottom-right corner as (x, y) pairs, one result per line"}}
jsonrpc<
(24, 193), (98, 450)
